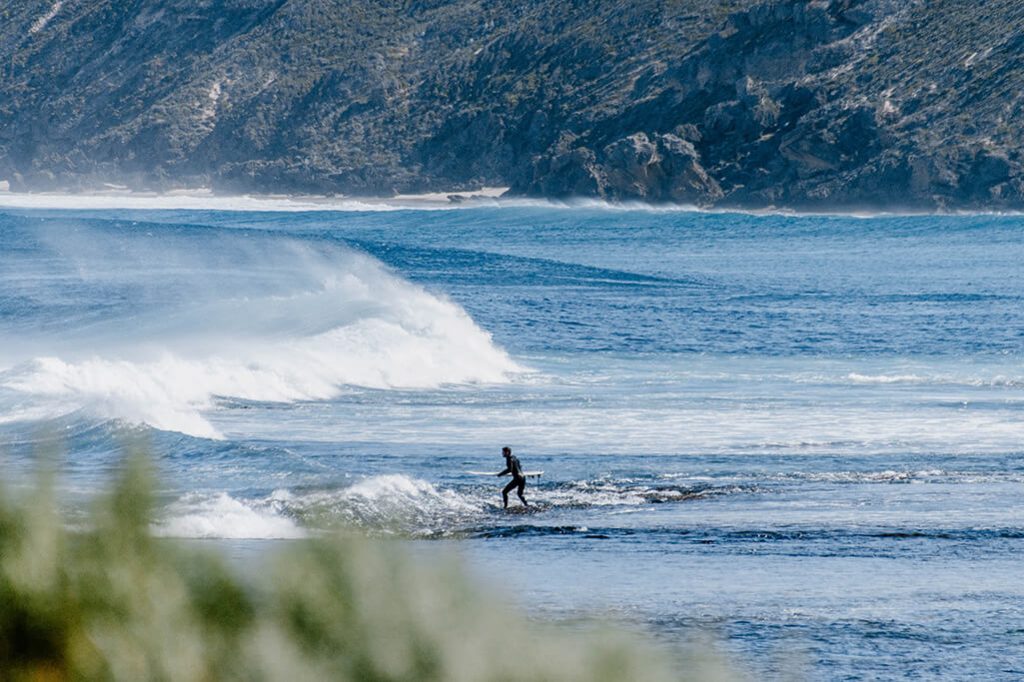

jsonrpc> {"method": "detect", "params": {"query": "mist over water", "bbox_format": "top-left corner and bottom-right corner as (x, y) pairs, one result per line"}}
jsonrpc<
(3, 202), (1024, 678)
(0, 217), (518, 437)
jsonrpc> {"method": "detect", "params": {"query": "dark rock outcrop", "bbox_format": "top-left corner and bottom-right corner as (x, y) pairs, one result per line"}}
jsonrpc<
(525, 132), (722, 203)
(2, 0), (1023, 210)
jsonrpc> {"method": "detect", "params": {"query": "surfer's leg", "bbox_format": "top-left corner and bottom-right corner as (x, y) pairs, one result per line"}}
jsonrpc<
(516, 479), (528, 506)
(502, 479), (516, 508)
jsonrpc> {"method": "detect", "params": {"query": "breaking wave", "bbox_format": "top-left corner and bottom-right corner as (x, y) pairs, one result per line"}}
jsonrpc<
(156, 492), (306, 539)
(157, 474), (752, 539)
(0, 225), (521, 437)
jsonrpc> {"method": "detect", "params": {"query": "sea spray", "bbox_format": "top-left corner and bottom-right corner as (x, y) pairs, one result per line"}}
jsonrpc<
(0, 223), (521, 437)
(155, 474), (756, 539)
(156, 492), (306, 539)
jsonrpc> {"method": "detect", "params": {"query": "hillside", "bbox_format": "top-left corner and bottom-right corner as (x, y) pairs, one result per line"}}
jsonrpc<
(2, 0), (1022, 209)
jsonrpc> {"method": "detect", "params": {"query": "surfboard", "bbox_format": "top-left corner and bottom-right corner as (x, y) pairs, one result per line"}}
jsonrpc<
(466, 470), (544, 478)
(501, 504), (536, 514)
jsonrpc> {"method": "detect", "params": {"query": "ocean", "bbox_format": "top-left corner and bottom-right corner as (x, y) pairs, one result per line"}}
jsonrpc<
(1, 198), (1023, 678)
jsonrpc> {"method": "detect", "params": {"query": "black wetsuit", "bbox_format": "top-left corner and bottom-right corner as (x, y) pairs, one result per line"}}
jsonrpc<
(499, 454), (528, 508)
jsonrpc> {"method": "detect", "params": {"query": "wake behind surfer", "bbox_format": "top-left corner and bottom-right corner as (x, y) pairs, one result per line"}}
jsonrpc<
(498, 446), (528, 508)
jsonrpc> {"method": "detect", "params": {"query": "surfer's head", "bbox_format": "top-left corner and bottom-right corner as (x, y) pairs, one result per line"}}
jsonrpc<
(502, 446), (511, 458)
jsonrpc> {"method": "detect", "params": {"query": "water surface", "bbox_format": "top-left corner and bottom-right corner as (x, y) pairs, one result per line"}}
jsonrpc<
(2, 201), (1023, 678)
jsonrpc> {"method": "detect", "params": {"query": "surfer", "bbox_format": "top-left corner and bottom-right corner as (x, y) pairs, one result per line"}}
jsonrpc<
(498, 446), (528, 508)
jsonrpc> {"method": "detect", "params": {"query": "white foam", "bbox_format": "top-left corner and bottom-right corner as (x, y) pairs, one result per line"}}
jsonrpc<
(845, 371), (1024, 388)
(1, 239), (522, 437)
(846, 372), (930, 385)
(345, 474), (448, 499)
(267, 475), (725, 534)
(266, 475), (485, 535)
(779, 469), (950, 484)
(0, 191), (700, 213)
(0, 192), (429, 212)
(328, 474), (480, 514)
(0, 191), (530, 213)
(157, 493), (306, 539)
(3, 191), (1022, 218)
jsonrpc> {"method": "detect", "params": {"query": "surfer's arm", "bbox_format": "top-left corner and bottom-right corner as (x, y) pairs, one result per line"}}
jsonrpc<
(497, 466), (511, 476)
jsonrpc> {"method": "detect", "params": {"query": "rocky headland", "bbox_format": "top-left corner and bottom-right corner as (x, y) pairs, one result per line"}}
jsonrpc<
(2, 0), (1022, 210)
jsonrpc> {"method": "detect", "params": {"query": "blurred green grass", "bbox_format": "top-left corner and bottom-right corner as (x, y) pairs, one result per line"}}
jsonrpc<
(0, 452), (734, 681)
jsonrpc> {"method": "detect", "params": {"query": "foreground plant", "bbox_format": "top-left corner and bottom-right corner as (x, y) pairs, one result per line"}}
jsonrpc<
(0, 456), (732, 681)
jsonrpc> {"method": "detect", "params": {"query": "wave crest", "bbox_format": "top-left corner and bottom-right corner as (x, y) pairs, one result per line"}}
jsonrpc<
(156, 474), (752, 539)
(0, 232), (521, 437)
(157, 492), (306, 539)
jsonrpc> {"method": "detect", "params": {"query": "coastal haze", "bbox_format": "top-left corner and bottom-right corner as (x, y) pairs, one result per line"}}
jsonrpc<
(2, 0), (1024, 210)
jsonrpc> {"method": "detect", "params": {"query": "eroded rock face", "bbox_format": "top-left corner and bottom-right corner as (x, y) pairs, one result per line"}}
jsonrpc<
(523, 133), (722, 205)
(602, 134), (662, 199)
(518, 0), (1024, 210)
(656, 134), (724, 204)
(529, 146), (604, 198)
(2, 0), (1023, 210)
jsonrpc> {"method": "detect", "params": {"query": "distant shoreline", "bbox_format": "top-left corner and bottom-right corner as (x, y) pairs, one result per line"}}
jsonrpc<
(1, 188), (1022, 218)
(0, 187), (514, 212)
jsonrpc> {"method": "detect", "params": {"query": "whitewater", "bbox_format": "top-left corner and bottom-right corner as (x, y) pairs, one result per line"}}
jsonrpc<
(2, 199), (1024, 679)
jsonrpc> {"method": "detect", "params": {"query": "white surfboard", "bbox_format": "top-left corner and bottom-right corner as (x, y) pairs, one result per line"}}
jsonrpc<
(466, 470), (544, 478)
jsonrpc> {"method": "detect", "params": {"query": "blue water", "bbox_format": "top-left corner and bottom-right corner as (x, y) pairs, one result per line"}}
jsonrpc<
(2, 199), (1024, 678)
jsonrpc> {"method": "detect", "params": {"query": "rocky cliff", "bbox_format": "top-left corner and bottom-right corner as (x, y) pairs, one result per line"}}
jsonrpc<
(2, 0), (1022, 210)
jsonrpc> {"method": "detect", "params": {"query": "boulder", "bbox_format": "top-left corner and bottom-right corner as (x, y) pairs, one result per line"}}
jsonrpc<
(601, 133), (662, 198)
(596, 133), (721, 205)
(655, 134), (723, 204)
